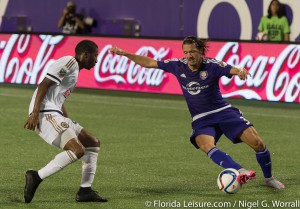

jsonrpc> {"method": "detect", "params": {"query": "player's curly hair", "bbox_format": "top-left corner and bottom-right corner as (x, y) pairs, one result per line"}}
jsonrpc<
(75, 40), (98, 55)
(182, 36), (208, 56)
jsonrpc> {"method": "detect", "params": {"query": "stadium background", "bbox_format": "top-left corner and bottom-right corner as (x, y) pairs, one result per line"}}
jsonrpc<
(0, 0), (299, 209)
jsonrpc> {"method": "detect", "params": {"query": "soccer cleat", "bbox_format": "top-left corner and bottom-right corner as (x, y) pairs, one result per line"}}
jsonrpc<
(75, 188), (108, 202)
(237, 169), (256, 184)
(24, 170), (43, 203)
(265, 176), (285, 189)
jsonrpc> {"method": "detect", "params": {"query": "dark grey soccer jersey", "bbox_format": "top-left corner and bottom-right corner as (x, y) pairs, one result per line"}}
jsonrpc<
(157, 58), (233, 120)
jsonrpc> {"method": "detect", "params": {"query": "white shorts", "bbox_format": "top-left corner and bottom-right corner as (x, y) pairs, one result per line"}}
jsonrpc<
(35, 112), (83, 148)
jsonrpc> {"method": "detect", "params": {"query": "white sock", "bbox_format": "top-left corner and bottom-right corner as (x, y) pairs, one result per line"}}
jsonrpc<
(38, 150), (77, 179)
(80, 147), (99, 187)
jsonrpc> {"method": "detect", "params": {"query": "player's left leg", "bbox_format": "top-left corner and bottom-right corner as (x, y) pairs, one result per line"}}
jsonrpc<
(75, 129), (107, 202)
(239, 126), (285, 189)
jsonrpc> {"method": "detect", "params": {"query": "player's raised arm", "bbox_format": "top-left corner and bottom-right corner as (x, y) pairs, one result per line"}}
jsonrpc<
(230, 67), (251, 80)
(110, 46), (159, 69)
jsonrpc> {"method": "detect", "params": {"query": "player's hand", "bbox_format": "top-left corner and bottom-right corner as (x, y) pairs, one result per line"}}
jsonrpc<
(238, 68), (251, 80)
(24, 113), (40, 131)
(110, 46), (126, 55)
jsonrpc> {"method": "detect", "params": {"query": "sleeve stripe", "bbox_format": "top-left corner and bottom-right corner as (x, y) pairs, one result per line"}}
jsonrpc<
(65, 58), (77, 69)
(46, 73), (61, 84)
(65, 57), (75, 67)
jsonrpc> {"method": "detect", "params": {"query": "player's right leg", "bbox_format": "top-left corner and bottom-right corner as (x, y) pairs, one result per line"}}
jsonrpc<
(194, 134), (242, 169)
(194, 135), (243, 171)
(75, 129), (107, 202)
(24, 128), (85, 203)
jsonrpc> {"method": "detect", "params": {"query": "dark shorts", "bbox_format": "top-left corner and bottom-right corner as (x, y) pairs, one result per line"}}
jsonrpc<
(190, 106), (253, 149)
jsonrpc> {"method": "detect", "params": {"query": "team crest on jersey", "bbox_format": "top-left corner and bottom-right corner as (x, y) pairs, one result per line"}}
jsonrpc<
(58, 68), (67, 77)
(61, 122), (69, 128)
(218, 61), (227, 67)
(199, 71), (208, 80)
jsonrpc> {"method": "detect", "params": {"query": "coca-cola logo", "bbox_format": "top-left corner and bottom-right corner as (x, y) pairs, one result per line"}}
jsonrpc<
(0, 34), (64, 84)
(216, 42), (300, 102)
(94, 45), (170, 87)
(1, 34), (299, 103)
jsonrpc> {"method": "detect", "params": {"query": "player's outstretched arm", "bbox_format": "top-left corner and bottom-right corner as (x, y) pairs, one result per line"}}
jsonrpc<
(230, 67), (251, 80)
(110, 46), (159, 69)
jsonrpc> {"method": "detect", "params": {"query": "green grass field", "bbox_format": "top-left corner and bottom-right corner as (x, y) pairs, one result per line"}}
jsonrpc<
(0, 84), (300, 209)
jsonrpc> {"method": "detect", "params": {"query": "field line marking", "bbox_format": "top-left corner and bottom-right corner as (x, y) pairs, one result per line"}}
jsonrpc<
(0, 92), (299, 119)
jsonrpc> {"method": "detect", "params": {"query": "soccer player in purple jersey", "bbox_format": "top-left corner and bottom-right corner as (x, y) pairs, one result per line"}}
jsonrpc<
(110, 36), (285, 189)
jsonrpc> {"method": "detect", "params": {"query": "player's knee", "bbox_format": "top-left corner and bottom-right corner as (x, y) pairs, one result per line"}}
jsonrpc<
(61, 129), (85, 158)
(242, 127), (265, 152)
(195, 136), (215, 153)
(79, 130), (100, 147)
(253, 138), (265, 152)
(199, 143), (215, 154)
(76, 146), (85, 158)
(63, 140), (85, 159)
(249, 133), (265, 152)
(86, 135), (100, 147)
(72, 145), (85, 159)
(95, 137), (101, 147)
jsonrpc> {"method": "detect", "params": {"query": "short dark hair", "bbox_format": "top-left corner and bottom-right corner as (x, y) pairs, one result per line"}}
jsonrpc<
(75, 40), (98, 55)
(182, 36), (208, 56)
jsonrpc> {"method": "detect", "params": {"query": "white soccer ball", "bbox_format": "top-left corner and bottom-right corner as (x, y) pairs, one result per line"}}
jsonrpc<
(217, 168), (241, 194)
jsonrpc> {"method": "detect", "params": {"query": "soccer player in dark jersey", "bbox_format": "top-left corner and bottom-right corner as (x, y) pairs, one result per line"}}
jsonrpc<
(110, 36), (284, 189)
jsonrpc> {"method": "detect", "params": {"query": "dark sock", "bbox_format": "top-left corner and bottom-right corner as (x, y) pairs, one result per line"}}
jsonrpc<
(207, 147), (242, 170)
(256, 146), (272, 178)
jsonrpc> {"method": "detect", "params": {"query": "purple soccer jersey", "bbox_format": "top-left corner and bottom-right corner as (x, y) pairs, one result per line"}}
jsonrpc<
(157, 57), (253, 147)
(157, 58), (232, 119)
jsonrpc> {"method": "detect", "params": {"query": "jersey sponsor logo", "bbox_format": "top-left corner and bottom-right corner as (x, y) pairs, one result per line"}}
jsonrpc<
(182, 81), (209, 95)
(61, 122), (69, 128)
(58, 68), (67, 77)
(199, 71), (208, 80)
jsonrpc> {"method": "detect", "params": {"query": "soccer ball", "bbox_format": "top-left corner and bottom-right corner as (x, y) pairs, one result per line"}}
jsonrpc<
(217, 168), (241, 194)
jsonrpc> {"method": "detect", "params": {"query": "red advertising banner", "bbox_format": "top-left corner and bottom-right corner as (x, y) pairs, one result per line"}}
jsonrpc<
(0, 34), (299, 103)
